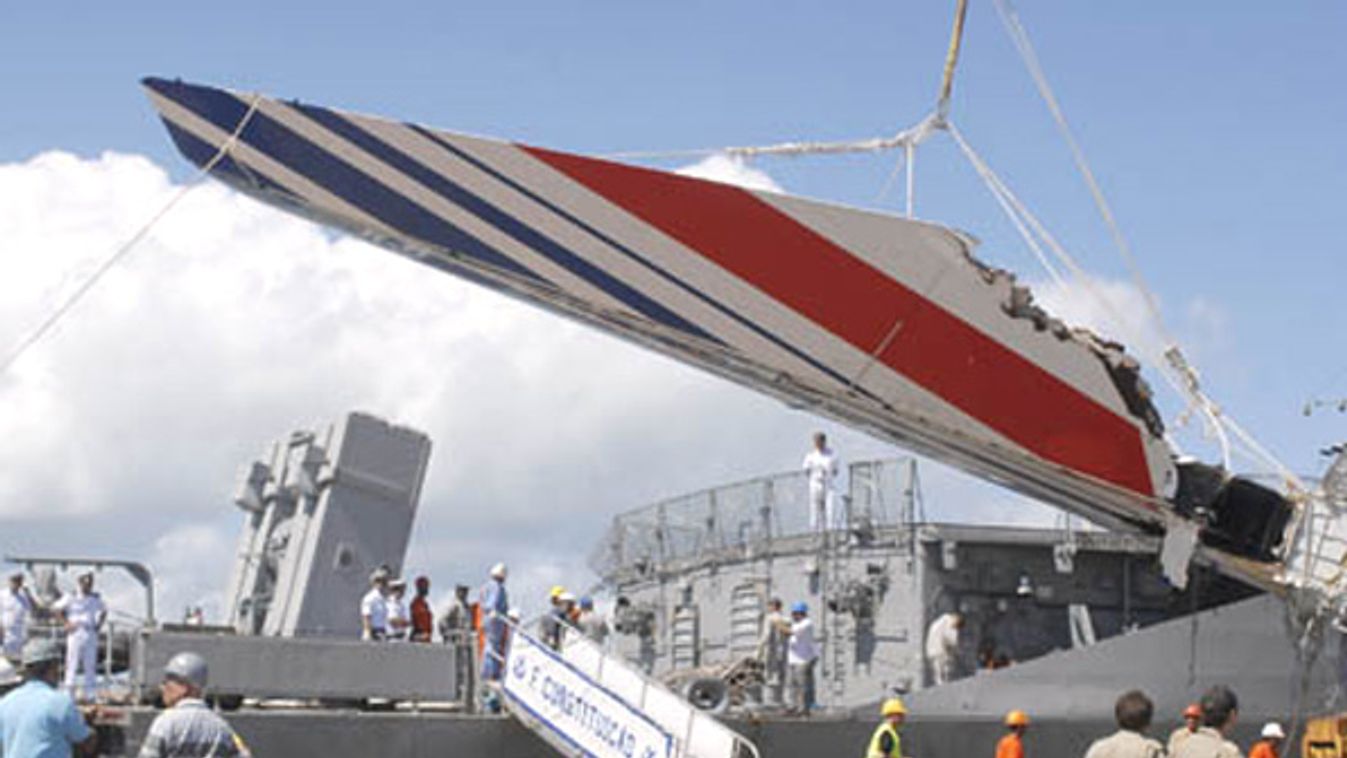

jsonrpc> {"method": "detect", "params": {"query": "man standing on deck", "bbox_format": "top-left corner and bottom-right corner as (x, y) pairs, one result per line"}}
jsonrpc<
(1169, 703), (1203, 754)
(1, 573), (35, 662)
(757, 598), (790, 707)
(0, 638), (98, 757)
(137, 652), (250, 757)
(55, 572), (105, 703)
(1083, 690), (1165, 758)
(409, 576), (433, 643)
(360, 568), (390, 641)
(803, 432), (840, 532)
(386, 579), (410, 642)
(478, 564), (509, 683)
(786, 602), (817, 716)
(925, 611), (963, 686)
(1171, 686), (1243, 758)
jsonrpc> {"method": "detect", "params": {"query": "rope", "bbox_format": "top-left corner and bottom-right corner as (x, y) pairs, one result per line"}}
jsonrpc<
(607, 114), (941, 162)
(0, 93), (263, 379)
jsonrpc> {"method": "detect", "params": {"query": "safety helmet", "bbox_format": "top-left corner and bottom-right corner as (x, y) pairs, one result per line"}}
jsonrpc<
(549, 585), (566, 599)
(1182, 703), (1202, 719)
(791, 602), (808, 615)
(881, 698), (908, 717)
(490, 563), (508, 579)
(369, 567), (390, 584)
(164, 651), (209, 690)
(1005, 710), (1030, 727)
(579, 596), (594, 609)
(1261, 722), (1285, 739)
(558, 591), (575, 603)
(21, 638), (63, 668)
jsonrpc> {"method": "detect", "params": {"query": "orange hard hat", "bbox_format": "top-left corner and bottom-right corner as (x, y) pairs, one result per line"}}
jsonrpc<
(1183, 703), (1202, 719)
(1005, 710), (1030, 727)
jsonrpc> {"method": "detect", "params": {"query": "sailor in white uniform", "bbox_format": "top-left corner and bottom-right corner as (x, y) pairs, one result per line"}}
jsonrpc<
(1, 572), (35, 661)
(55, 571), (106, 702)
(802, 432), (842, 532)
(361, 567), (391, 641)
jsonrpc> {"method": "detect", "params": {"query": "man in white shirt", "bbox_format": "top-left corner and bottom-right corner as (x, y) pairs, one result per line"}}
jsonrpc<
(786, 602), (818, 715)
(924, 611), (963, 686)
(360, 568), (390, 641)
(385, 579), (410, 642)
(1, 573), (35, 661)
(757, 598), (790, 706)
(55, 572), (106, 703)
(802, 432), (841, 532)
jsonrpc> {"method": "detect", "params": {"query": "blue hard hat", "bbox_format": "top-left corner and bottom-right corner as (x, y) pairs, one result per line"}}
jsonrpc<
(791, 602), (808, 614)
(579, 596), (594, 609)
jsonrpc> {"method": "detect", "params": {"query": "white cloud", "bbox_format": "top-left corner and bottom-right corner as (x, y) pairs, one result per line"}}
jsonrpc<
(0, 151), (1065, 623)
(675, 154), (783, 193)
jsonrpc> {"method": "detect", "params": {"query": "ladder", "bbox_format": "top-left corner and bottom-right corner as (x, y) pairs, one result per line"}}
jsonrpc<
(499, 621), (760, 758)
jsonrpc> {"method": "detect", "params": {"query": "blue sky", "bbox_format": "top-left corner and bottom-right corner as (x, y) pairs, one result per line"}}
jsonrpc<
(1, 2), (1344, 618)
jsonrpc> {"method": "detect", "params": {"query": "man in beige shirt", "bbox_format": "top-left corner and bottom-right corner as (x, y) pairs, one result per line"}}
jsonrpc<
(1172, 685), (1244, 758)
(1084, 690), (1165, 758)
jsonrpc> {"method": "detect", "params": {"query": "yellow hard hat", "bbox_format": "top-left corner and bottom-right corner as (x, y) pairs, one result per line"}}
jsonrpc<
(1005, 710), (1030, 727)
(881, 698), (908, 717)
(549, 585), (566, 599)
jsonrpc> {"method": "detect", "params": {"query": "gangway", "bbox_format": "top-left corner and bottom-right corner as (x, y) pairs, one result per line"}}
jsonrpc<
(494, 620), (759, 758)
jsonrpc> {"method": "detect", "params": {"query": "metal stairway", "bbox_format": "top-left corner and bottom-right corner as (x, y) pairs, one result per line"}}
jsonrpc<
(498, 621), (760, 758)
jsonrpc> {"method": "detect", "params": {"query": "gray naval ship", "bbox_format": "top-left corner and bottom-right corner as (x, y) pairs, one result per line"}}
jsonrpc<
(15, 411), (1338, 756)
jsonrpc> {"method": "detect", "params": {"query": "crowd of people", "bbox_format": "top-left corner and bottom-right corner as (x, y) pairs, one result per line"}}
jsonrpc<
(864, 685), (1292, 758)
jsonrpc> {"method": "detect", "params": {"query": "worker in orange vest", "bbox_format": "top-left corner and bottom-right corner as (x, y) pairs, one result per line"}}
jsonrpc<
(996, 710), (1029, 758)
(1248, 722), (1285, 758)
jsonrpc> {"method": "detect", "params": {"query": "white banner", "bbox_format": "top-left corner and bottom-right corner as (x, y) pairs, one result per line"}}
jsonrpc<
(504, 631), (673, 758)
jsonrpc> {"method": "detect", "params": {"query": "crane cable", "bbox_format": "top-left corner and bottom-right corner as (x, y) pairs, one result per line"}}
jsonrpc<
(0, 94), (263, 380)
(987, 0), (1302, 481)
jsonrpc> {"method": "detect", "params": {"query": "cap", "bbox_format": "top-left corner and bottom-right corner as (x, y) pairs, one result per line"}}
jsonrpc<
(1005, 710), (1030, 727)
(791, 601), (808, 614)
(164, 651), (209, 689)
(0, 658), (19, 686)
(389, 578), (407, 589)
(1183, 703), (1202, 719)
(415, 576), (430, 588)
(881, 697), (908, 717)
(1261, 722), (1285, 739)
(549, 585), (566, 599)
(21, 638), (63, 668)
(369, 567), (390, 583)
(490, 563), (507, 579)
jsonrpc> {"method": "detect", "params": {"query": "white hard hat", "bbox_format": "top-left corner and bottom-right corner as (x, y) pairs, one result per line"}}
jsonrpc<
(558, 591), (575, 603)
(0, 657), (19, 686)
(1261, 722), (1285, 739)
(490, 563), (507, 579)
(164, 651), (209, 690)
(507, 608), (521, 622)
(21, 638), (63, 668)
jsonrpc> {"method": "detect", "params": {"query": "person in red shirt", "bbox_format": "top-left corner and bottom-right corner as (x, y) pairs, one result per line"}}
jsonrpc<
(409, 576), (434, 643)
(1248, 722), (1285, 758)
(996, 710), (1029, 758)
